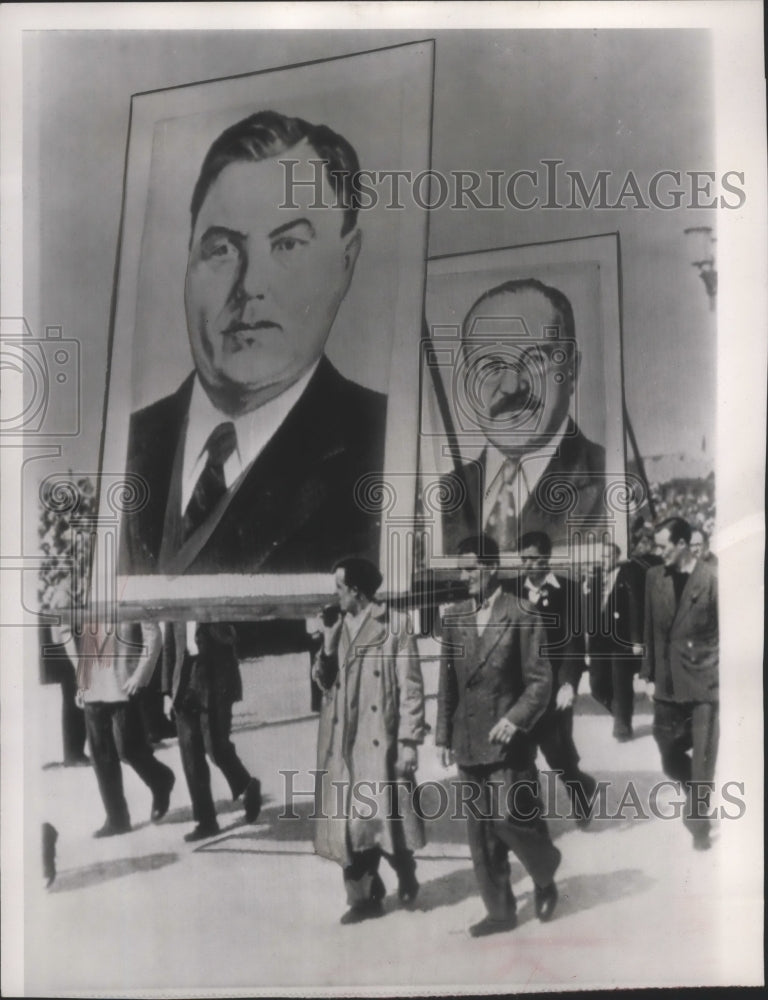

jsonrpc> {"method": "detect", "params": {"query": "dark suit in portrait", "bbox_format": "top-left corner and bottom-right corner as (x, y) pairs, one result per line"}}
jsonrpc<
(441, 419), (606, 554)
(121, 357), (386, 576)
(585, 559), (644, 740)
(508, 573), (596, 821)
(436, 593), (561, 924)
(642, 559), (718, 844)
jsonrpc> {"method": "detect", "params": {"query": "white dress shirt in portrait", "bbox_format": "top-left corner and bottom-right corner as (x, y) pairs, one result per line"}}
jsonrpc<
(482, 416), (571, 529)
(180, 362), (319, 513)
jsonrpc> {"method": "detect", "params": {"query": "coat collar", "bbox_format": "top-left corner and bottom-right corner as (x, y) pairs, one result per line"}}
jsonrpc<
(340, 601), (388, 664)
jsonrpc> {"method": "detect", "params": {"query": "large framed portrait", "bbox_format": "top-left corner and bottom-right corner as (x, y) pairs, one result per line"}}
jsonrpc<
(419, 233), (633, 570)
(95, 42), (434, 614)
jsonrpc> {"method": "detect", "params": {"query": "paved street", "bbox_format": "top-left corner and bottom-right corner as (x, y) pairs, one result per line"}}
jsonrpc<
(25, 658), (761, 994)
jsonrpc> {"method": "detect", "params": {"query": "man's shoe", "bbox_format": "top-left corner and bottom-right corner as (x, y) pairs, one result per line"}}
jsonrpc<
(397, 868), (420, 905)
(613, 725), (633, 742)
(534, 881), (558, 922)
(339, 899), (384, 925)
(469, 913), (518, 937)
(184, 822), (220, 843)
(396, 857), (419, 904)
(93, 820), (131, 839)
(63, 754), (90, 767)
(151, 770), (176, 822)
(243, 778), (262, 823)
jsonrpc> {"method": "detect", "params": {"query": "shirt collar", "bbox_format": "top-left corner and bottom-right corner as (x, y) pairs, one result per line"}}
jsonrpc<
(182, 362), (319, 507)
(187, 362), (318, 465)
(524, 572), (560, 593)
(483, 415), (572, 513)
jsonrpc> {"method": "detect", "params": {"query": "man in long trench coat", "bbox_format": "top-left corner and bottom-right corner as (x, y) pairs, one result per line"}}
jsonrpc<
(312, 557), (426, 924)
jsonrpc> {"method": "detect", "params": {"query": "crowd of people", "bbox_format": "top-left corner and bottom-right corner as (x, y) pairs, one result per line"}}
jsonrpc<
(40, 514), (718, 936)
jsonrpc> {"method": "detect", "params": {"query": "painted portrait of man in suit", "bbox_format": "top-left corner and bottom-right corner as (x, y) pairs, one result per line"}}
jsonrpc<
(440, 276), (608, 554)
(120, 111), (386, 576)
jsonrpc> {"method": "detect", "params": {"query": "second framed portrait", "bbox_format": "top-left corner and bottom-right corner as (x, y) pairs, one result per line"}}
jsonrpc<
(419, 233), (631, 568)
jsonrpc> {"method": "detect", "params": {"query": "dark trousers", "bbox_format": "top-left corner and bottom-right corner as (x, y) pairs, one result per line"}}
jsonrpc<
(653, 699), (719, 837)
(175, 687), (251, 828)
(589, 654), (639, 735)
(343, 846), (416, 906)
(458, 762), (561, 921)
(534, 707), (597, 818)
(59, 664), (87, 762)
(45, 658), (86, 762)
(84, 700), (173, 827)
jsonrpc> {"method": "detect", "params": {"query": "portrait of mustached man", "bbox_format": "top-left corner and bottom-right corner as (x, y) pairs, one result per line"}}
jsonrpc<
(441, 278), (606, 553)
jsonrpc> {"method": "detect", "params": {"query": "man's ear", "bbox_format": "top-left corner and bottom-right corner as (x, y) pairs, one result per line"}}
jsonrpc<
(569, 348), (582, 394)
(343, 228), (362, 274)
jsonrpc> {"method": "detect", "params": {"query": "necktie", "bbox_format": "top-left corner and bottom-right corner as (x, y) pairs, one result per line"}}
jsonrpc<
(182, 422), (237, 540)
(486, 458), (518, 551)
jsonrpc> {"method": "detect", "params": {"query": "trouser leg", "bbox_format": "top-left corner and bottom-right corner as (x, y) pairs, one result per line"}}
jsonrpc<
(113, 699), (173, 796)
(84, 702), (130, 827)
(460, 763), (560, 920)
(685, 701), (719, 836)
(489, 765), (562, 889)
(537, 708), (596, 818)
(175, 705), (217, 827)
(60, 665), (86, 762)
(202, 691), (251, 800)
(343, 846), (385, 907)
(653, 700), (692, 783)
(610, 658), (636, 735)
(589, 660), (613, 714)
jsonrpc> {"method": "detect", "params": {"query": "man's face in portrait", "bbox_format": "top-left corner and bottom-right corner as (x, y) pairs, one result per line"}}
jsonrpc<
(184, 140), (361, 415)
(461, 288), (578, 457)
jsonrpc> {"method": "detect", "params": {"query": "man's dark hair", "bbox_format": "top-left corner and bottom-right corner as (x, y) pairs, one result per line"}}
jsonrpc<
(457, 533), (500, 567)
(519, 530), (552, 556)
(462, 277), (576, 344)
(333, 557), (382, 600)
(190, 110), (361, 236)
(657, 516), (692, 546)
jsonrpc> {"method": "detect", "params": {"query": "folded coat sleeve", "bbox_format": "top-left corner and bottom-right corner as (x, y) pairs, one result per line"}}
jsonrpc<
(312, 648), (339, 692)
(504, 619), (552, 732)
(395, 623), (426, 745)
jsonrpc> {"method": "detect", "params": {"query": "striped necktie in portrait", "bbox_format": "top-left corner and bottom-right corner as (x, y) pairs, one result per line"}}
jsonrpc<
(486, 458), (518, 552)
(182, 421), (237, 540)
